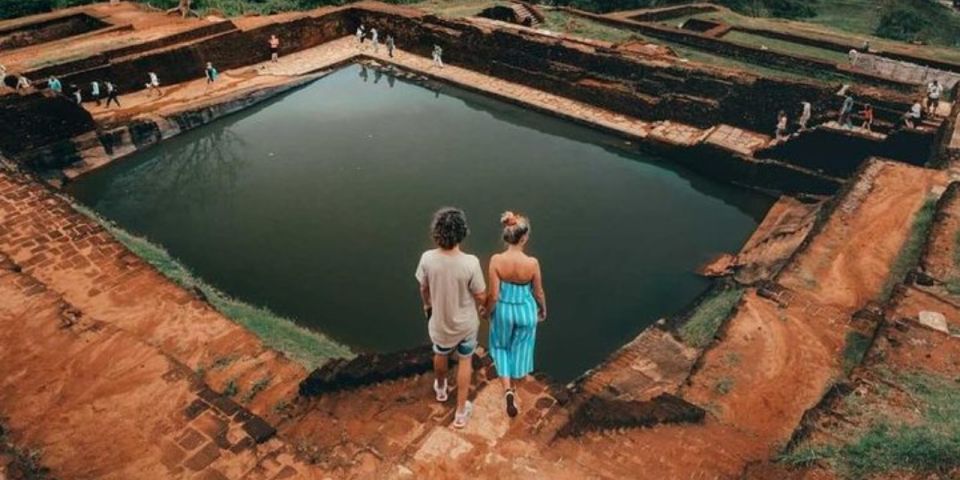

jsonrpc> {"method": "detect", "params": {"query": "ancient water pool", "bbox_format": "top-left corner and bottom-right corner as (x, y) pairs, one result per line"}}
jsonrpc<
(67, 64), (774, 381)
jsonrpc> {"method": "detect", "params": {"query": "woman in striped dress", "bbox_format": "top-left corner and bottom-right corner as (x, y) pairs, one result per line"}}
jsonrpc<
(486, 211), (547, 418)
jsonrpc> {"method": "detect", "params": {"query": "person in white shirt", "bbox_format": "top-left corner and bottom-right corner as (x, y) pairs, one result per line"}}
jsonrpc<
(146, 72), (162, 97)
(798, 101), (812, 131)
(903, 100), (923, 128)
(90, 81), (101, 106)
(415, 208), (486, 429)
(926, 80), (943, 115)
(371, 28), (379, 54)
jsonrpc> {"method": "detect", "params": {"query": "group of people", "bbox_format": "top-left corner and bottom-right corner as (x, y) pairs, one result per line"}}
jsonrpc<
(774, 78), (946, 141)
(416, 208), (547, 428)
(355, 24), (397, 58)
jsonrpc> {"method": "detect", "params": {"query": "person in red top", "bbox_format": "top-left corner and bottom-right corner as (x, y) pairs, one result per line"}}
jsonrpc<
(269, 35), (281, 63)
(860, 103), (874, 132)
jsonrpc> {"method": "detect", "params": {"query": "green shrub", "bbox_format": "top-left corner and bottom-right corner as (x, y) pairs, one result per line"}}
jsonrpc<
(875, 8), (929, 42)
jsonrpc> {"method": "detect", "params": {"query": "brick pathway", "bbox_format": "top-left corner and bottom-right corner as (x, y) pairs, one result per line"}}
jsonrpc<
(0, 170), (309, 422)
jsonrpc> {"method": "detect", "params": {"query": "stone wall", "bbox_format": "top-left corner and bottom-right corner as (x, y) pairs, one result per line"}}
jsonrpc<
(0, 13), (108, 51)
(0, 93), (95, 169)
(351, 7), (915, 134)
(55, 12), (350, 95)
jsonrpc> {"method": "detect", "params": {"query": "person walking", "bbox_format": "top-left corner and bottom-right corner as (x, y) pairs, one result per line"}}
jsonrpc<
(269, 34), (281, 63)
(386, 35), (395, 58)
(47, 76), (62, 95)
(90, 80), (101, 106)
(15, 75), (30, 93)
(70, 84), (82, 104)
(146, 72), (162, 97)
(204, 62), (218, 92)
(926, 80), (943, 115)
(356, 24), (365, 48)
(860, 103), (874, 132)
(903, 99), (923, 128)
(371, 28), (379, 54)
(839, 94), (854, 128)
(798, 101), (811, 131)
(415, 207), (486, 429)
(775, 110), (789, 141)
(486, 212), (546, 419)
(432, 44), (444, 68)
(105, 81), (120, 107)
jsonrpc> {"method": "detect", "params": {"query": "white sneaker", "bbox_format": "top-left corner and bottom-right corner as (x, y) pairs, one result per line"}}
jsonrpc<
(433, 378), (448, 402)
(453, 401), (473, 429)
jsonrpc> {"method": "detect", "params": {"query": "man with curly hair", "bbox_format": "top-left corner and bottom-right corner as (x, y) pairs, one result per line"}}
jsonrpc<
(415, 207), (486, 428)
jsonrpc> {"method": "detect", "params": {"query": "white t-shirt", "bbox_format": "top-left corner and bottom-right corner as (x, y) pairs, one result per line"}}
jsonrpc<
(415, 249), (485, 347)
(928, 83), (943, 99)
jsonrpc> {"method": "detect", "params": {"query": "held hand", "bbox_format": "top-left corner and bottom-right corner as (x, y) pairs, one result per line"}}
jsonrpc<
(423, 306), (432, 320)
(538, 308), (547, 323)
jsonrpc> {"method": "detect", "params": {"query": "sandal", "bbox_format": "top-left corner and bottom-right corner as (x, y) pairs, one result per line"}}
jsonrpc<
(505, 389), (519, 418)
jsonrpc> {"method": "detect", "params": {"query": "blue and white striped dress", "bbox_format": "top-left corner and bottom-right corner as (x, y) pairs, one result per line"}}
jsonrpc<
(490, 281), (537, 379)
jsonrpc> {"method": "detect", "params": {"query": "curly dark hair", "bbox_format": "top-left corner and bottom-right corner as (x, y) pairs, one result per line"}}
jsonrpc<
(431, 207), (469, 249)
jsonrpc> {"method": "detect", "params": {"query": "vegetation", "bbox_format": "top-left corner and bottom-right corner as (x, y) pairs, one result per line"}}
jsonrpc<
(677, 285), (744, 349)
(69, 202), (353, 370)
(880, 198), (937, 300)
(840, 331), (871, 375)
(241, 375), (272, 403)
(545, 0), (817, 19)
(782, 372), (960, 479)
(540, 10), (635, 42)
(223, 378), (239, 397)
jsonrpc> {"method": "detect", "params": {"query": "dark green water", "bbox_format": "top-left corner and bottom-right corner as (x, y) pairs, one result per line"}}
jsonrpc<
(67, 65), (773, 381)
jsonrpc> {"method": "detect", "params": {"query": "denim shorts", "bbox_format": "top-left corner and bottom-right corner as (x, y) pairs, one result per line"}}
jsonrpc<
(433, 332), (477, 358)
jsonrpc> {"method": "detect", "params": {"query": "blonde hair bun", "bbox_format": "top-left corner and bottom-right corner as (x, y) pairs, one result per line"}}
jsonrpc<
(500, 211), (518, 227)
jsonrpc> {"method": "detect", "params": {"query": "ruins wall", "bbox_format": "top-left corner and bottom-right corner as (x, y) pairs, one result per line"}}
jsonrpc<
(0, 93), (95, 169)
(352, 8), (917, 134)
(626, 4), (718, 22)
(0, 13), (108, 51)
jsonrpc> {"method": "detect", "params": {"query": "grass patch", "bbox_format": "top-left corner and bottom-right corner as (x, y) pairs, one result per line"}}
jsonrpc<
(677, 286), (745, 349)
(714, 377), (735, 396)
(879, 198), (937, 301)
(223, 378), (239, 397)
(540, 10), (637, 43)
(840, 331), (871, 375)
(782, 372), (960, 478)
(241, 375), (272, 403)
(69, 202), (353, 371)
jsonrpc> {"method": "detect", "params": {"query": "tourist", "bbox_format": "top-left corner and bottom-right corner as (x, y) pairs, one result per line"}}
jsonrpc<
(356, 24), (365, 48)
(146, 72), (162, 97)
(839, 94), (854, 128)
(860, 103), (874, 132)
(386, 34), (395, 58)
(371, 28), (379, 54)
(47, 76), (62, 95)
(0, 64), (6, 87)
(90, 80), (101, 106)
(415, 207), (486, 429)
(926, 80), (943, 115)
(432, 44), (444, 68)
(15, 75), (30, 93)
(775, 110), (789, 141)
(269, 34), (281, 63)
(486, 212), (546, 419)
(204, 62), (218, 93)
(903, 99), (923, 129)
(105, 81), (120, 108)
(70, 84), (82, 104)
(848, 49), (860, 67)
(359, 63), (368, 82)
(798, 101), (812, 131)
